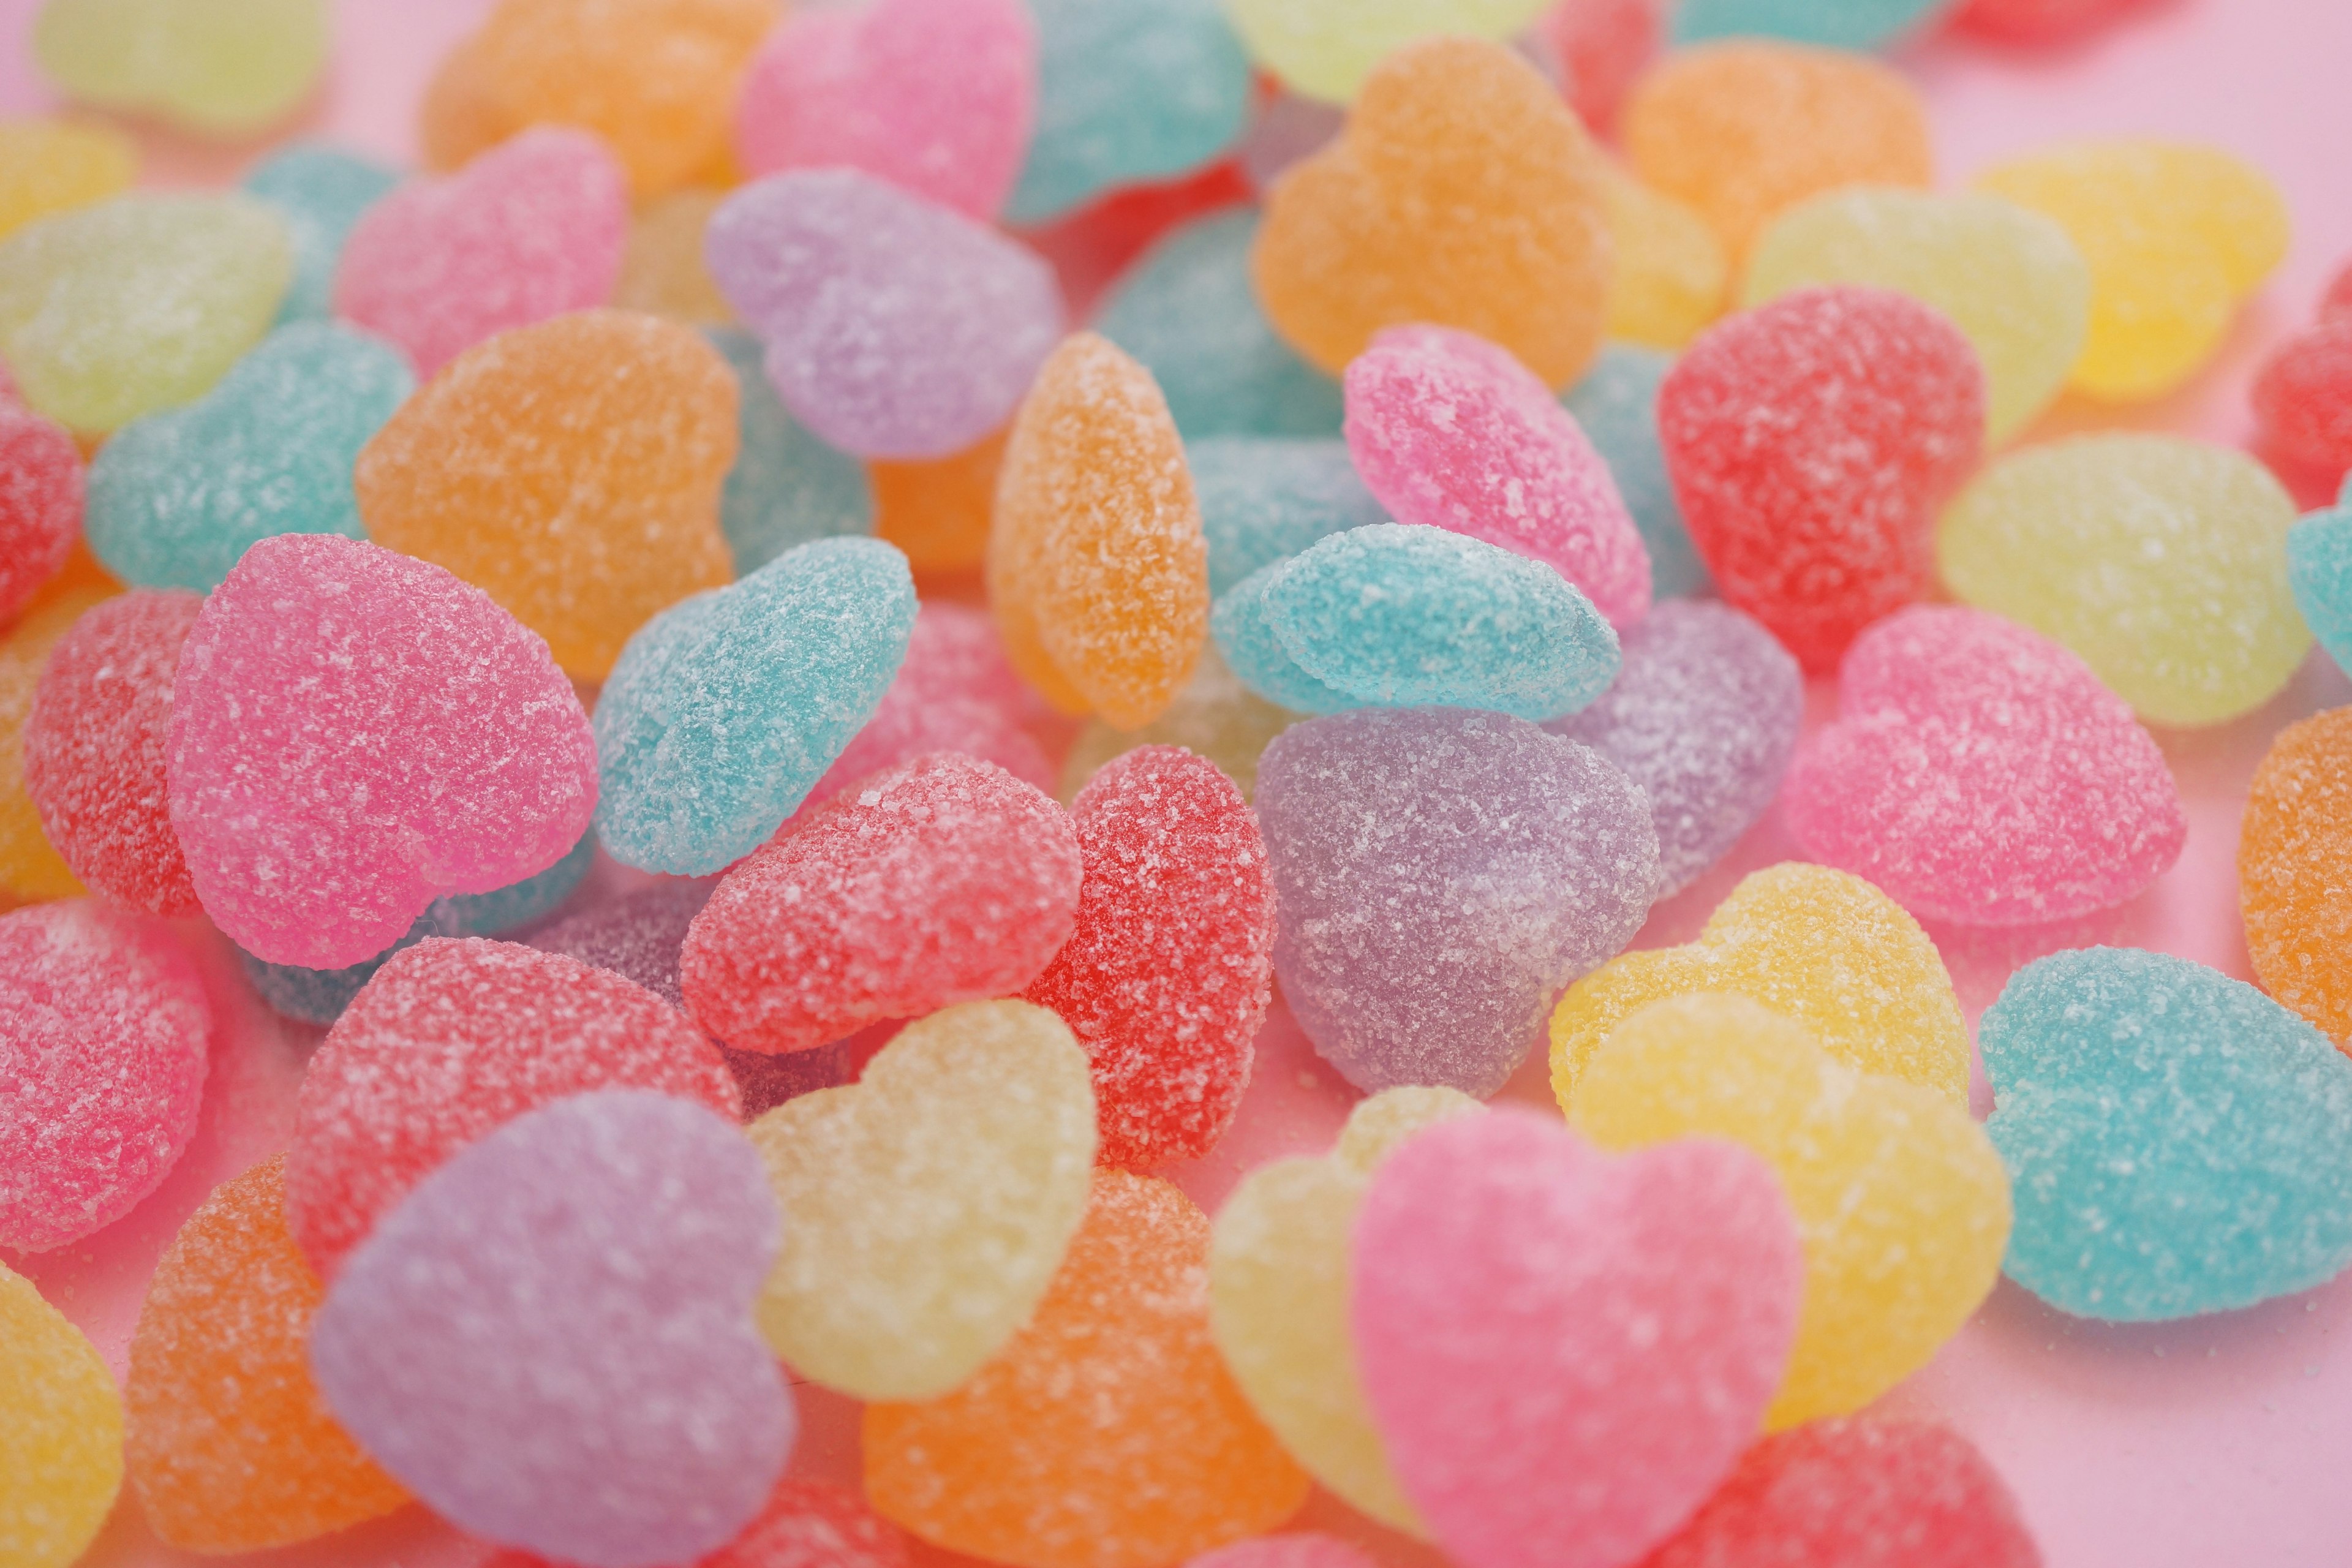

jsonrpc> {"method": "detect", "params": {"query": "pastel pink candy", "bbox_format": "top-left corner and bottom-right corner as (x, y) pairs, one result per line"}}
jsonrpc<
(1352, 1110), (1802, 1568)
(1783, 604), (2187, 925)
(1344, 325), (1651, 629)
(732, 0), (1036, 221)
(167, 533), (598, 970)
(1186, 1536), (1379, 1568)
(0, 404), (81, 623)
(333, 127), (627, 377)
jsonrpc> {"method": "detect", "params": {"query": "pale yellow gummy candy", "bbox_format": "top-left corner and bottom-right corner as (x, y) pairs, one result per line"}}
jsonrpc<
(1, 1261), (124, 1568)
(1060, 643), (1299, 804)
(1224, 0), (1555, 104)
(1567, 993), (2011, 1429)
(1938, 433), (2308, 728)
(0, 118), (135, 240)
(34, 0), (329, 135)
(747, 999), (1098, 1401)
(1599, 160), (1727, 350)
(1207, 1085), (1482, 1536)
(615, 189), (736, 326)
(1744, 186), (2090, 444)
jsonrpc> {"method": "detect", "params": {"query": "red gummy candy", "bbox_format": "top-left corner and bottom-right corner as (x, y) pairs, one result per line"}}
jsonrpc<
(1953, 0), (2151, 43)
(2323, 262), (2352, 322)
(0, 404), (83, 625)
(2253, 319), (2352, 481)
(488, 1476), (910, 1568)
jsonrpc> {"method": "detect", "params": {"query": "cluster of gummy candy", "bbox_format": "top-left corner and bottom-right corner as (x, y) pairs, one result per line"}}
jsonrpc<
(6, 0), (2352, 1565)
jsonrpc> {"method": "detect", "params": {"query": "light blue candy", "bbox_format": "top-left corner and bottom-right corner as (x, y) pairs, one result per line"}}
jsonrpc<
(84, 322), (413, 592)
(706, 327), (876, 575)
(1562, 345), (1709, 600)
(1210, 568), (1354, 715)
(1005, 0), (1252, 226)
(1983, 946), (2352, 1322)
(595, 537), (917, 876)
(436, 827), (598, 937)
(241, 143), (401, 323)
(1673, 0), (1956, 49)
(1191, 437), (1387, 598)
(1094, 211), (1344, 439)
(2286, 474), (2352, 676)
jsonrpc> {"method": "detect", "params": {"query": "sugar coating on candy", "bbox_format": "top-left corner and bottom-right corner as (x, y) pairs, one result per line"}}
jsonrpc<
(1559, 348), (1708, 599)
(1552, 862), (1971, 1107)
(866, 1169), (1311, 1568)
(1662, 285), (1984, 672)
(1061, 644), (1300, 804)
(1209, 570), (1352, 716)
(1785, 605), (2185, 926)
(708, 170), (1065, 461)
(1597, 160), (1727, 350)
(533, 882), (712, 1010)
(0, 1259), (123, 1568)
(1, 590), (112, 901)
(86, 322), (412, 592)
(1352, 1110), (1803, 1568)
(1982, 948), (2352, 1320)
(707, 328), (876, 575)
(0, 192), (291, 434)
(1257, 707), (1658, 1095)
(748, 999), (1096, 1399)
(2289, 478), (2352, 675)
(1255, 39), (1612, 388)
(2240, 706), (2352, 1046)
(34, 0), (326, 134)
(241, 143), (399, 323)
(733, 0), (1035, 221)
(0, 901), (210, 1251)
(1189, 1536), (1380, 1568)
(2255, 318), (2352, 480)
(873, 429), (1008, 573)
(1190, 437), (1385, 598)
(0, 116), (135, 239)
(990, 332), (1210, 729)
(311, 1090), (792, 1568)
(1673, 0), (1950, 48)
(1226, 0), (1551, 104)
(0, 404), (83, 624)
(617, 190), (736, 326)
(1937, 434), (2309, 726)
(1744, 187), (2091, 445)
(1345, 325), (1650, 627)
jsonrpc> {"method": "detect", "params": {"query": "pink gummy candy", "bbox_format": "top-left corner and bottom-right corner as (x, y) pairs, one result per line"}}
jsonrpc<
(2253, 317), (2352, 482)
(1344, 325), (1651, 629)
(0, 902), (211, 1251)
(732, 0), (1036, 221)
(167, 533), (598, 970)
(285, 937), (739, 1280)
(681, 753), (1083, 1055)
(1783, 604), (2186, 926)
(1537, 0), (1662, 132)
(1187, 1536), (1379, 1568)
(0, 404), (83, 624)
(24, 590), (205, 918)
(1352, 1110), (1803, 1568)
(489, 1476), (913, 1568)
(333, 127), (628, 377)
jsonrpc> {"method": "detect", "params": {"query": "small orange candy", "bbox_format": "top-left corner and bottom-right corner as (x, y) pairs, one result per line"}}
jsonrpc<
(865, 1169), (1310, 1568)
(2242, 707), (2352, 1047)
(873, 427), (1008, 576)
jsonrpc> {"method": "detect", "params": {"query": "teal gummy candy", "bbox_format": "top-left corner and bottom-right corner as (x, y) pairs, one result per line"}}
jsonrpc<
(84, 322), (413, 592)
(1210, 568), (1352, 715)
(1192, 436), (1386, 597)
(1561, 345), (1709, 600)
(1983, 946), (2352, 1321)
(1005, 0), (1252, 225)
(708, 327), (875, 575)
(435, 826), (597, 937)
(1673, 0), (1953, 48)
(2286, 475), (2352, 678)
(595, 537), (916, 875)
(1093, 210), (1343, 439)
(242, 144), (401, 325)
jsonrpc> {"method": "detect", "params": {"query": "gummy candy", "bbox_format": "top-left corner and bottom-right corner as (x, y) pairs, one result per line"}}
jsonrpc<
(492, 1479), (913, 1568)
(334, 129), (629, 379)
(1254, 38), (1613, 387)
(2255, 318), (2352, 482)
(0, 192), (291, 434)
(534, 881), (713, 1011)
(2288, 477), (2352, 674)
(312, 1090), (792, 1568)
(0, 404), (82, 625)
(872, 430), (1007, 574)
(87, 323), (413, 592)
(1352, 1109), (1803, 1568)
(0, 117), (135, 239)
(1257, 707), (1658, 1095)
(1937, 434), (2309, 726)
(748, 998), (1096, 1398)
(0, 900), (210, 1251)
(415, 29), (516, 174)
(1597, 160), (1727, 350)
(1191, 1537), (1379, 1568)
(1983, 947), (2352, 1320)
(708, 170), (1066, 461)
(0, 1259), (123, 1568)
(1568, 993), (2010, 1428)
(356, 309), (738, 682)
(1061, 644), (1299, 803)
(1785, 605), (2186, 926)
(1673, 0), (1951, 48)
(866, 1169), (1311, 1568)
(241, 143), (400, 325)
(1953, 0), (2147, 38)
(707, 328), (876, 575)
(34, 0), (328, 135)
(1560, 347), (1708, 600)
(1534, 0), (1661, 134)
(0, 590), (111, 901)
(989, 332), (1210, 729)
(2240, 707), (2352, 1046)
(1205, 570), (1352, 716)
(1744, 188), (2092, 444)
(1551, 862), (1971, 1107)
(682, 753), (1082, 1054)
(1191, 437), (1385, 598)
(595, 538), (915, 875)
(1660, 285), (1984, 671)
(616, 190), (736, 326)
(1226, 0), (1553, 105)
(733, 0), (1035, 221)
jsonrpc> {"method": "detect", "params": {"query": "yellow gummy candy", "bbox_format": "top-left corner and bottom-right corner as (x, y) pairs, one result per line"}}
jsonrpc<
(747, 1000), (1098, 1401)
(1744, 187), (2090, 445)
(2, 590), (114, 902)
(1, 1261), (124, 1568)
(1551, 862), (1970, 1109)
(615, 189), (737, 326)
(1224, 0), (1555, 105)
(1567, 993), (2011, 1429)
(34, 0), (328, 135)
(1938, 434), (2307, 728)
(1207, 1085), (1482, 1536)
(1060, 644), (1300, 804)
(1599, 160), (1727, 350)
(0, 118), (135, 241)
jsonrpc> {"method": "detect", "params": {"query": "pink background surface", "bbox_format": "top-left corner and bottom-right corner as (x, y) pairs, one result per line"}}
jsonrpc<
(7, 2), (2352, 1566)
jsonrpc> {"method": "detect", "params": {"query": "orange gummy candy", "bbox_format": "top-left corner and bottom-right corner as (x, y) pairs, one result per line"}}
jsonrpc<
(1252, 36), (1613, 389)
(865, 1169), (1310, 1568)
(2242, 707), (2352, 1047)
(874, 427), (1008, 575)
(126, 1155), (408, 1553)
(418, 29), (514, 173)
(2, 587), (114, 902)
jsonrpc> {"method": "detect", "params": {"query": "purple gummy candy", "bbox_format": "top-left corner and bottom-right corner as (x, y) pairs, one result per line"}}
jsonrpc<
(1255, 707), (1659, 1096)
(309, 1090), (792, 1568)
(704, 169), (1065, 460)
(1550, 600), (1803, 899)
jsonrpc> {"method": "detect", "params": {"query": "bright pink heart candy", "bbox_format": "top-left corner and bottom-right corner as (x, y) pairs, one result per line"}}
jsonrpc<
(1783, 605), (2186, 927)
(167, 533), (598, 970)
(1352, 1110), (1803, 1568)
(0, 404), (83, 624)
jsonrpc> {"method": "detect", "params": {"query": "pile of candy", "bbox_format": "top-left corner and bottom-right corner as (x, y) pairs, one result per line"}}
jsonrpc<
(2, 0), (2350, 1566)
